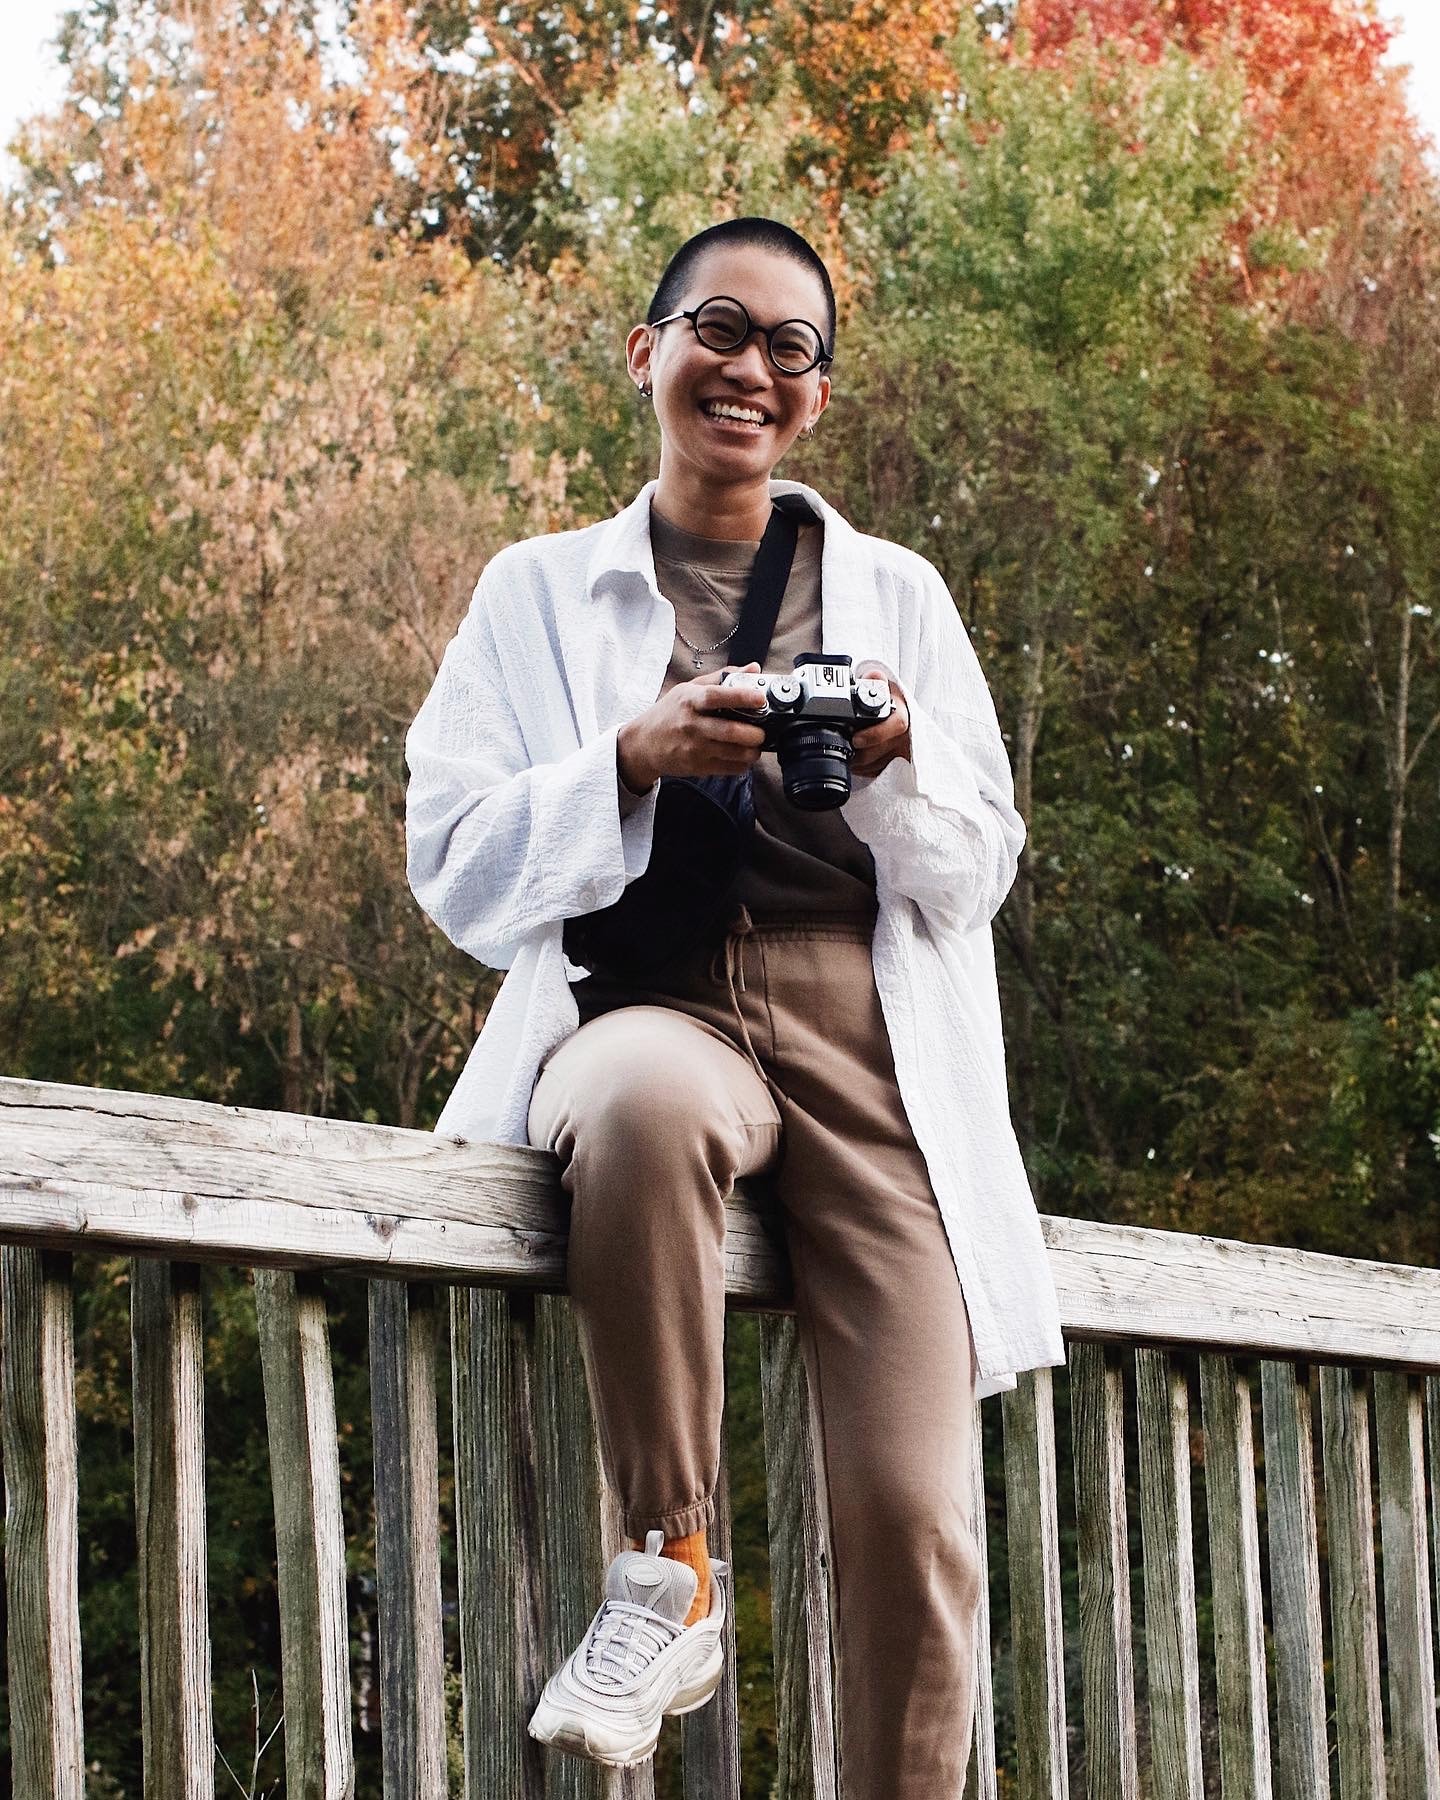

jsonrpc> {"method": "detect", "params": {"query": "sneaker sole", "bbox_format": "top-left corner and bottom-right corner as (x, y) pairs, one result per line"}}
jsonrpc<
(527, 1640), (725, 1767)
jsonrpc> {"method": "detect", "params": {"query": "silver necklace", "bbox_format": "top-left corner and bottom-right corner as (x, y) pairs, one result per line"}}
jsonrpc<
(673, 571), (742, 669)
(675, 617), (740, 669)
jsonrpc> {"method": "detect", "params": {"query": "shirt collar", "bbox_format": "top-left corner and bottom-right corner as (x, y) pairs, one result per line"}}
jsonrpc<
(582, 477), (873, 603)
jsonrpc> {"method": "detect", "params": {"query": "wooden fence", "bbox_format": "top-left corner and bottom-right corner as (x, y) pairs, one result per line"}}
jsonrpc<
(2, 1073), (1439, 1798)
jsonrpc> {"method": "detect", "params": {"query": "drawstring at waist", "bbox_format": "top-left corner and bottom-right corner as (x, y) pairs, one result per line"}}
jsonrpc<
(707, 903), (755, 994)
(703, 905), (876, 1078)
(708, 903), (763, 1074)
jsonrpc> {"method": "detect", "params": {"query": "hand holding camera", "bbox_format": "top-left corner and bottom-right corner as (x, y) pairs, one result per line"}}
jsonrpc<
(617, 662), (771, 794)
(847, 664), (912, 780)
(714, 654), (896, 810)
(620, 653), (904, 809)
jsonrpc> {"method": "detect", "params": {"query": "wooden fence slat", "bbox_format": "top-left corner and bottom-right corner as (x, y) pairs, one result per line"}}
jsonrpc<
(1260, 1360), (1330, 1800)
(533, 1291), (599, 1800)
(678, 1401), (741, 1800)
(1197, 1355), (1272, 1800)
(1373, 1369), (1440, 1800)
(254, 1270), (354, 1800)
(759, 1312), (839, 1800)
(1071, 1341), (1139, 1800)
(1134, 1349), (1204, 1800)
(1, 1245), (84, 1798)
(963, 1383), (998, 1800)
(1317, 1365), (1385, 1800)
(536, 1291), (641, 1800)
(1002, 1367), (1068, 1800)
(591, 1485), (660, 1800)
(369, 1280), (446, 1799)
(451, 1285), (547, 1800)
(131, 1259), (214, 1799)
(1428, 1377), (1440, 1710)
(12, 1071), (1440, 1796)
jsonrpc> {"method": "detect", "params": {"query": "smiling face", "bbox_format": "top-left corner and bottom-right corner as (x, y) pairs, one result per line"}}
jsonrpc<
(627, 241), (833, 513)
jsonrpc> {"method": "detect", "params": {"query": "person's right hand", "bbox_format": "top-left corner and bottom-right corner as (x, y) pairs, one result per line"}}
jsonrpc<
(618, 663), (768, 791)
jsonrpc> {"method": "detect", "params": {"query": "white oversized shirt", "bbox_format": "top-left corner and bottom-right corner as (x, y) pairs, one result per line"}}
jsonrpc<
(404, 476), (1066, 1400)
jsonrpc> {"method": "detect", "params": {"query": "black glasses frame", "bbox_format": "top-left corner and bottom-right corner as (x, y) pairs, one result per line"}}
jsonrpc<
(649, 295), (833, 375)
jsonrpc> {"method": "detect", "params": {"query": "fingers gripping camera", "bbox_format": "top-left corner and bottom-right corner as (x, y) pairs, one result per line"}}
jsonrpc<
(714, 653), (894, 812)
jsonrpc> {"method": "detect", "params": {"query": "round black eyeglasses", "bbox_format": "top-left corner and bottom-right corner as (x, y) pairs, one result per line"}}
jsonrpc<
(649, 295), (832, 376)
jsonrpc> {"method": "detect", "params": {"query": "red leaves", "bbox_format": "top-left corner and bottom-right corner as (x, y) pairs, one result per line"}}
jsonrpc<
(1016, 0), (1397, 89)
(1011, 0), (1426, 315)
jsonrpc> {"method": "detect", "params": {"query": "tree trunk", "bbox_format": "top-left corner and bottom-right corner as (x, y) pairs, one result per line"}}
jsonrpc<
(282, 999), (305, 1115)
(1010, 631), (1046, 1156)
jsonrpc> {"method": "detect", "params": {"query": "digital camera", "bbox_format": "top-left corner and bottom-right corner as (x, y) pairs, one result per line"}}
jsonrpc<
(714, 653), (894, 811)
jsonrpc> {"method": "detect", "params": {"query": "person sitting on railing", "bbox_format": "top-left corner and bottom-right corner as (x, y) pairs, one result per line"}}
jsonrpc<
(403, 214), (1066, 1796)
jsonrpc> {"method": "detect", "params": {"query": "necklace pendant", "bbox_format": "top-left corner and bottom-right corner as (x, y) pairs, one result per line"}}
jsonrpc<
(692, 652), (705, 669)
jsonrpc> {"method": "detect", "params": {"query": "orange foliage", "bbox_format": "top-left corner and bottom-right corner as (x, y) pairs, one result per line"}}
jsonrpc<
(736, 0), (975, 181)
(15, 0), (453, 309)
(1, 0), (513, 1117)
(1012, 0), (1423, 259)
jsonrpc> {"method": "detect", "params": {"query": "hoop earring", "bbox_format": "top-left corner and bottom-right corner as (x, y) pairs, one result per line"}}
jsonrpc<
(637, 380), (653, 400)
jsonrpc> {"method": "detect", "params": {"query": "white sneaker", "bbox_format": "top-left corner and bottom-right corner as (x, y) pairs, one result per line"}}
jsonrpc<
(527, 1528), (729, 1768)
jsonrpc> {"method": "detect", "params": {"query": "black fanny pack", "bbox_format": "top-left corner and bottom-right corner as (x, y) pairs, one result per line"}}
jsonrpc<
(561, 495), (814, 983)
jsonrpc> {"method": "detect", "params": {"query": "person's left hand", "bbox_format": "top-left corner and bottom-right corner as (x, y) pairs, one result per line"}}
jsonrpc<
(851, 666), (912, 778)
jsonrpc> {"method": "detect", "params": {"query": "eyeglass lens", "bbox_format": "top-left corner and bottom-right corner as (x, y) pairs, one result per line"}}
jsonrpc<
(693, 298), (824, 373)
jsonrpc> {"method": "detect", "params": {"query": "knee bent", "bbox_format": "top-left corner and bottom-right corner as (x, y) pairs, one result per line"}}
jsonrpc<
(548, 1062), (751, 1179)
(834, 1480), (983, 1611)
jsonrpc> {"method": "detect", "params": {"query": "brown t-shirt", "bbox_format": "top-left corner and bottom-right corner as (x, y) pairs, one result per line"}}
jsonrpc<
(618, 504), (877, 925)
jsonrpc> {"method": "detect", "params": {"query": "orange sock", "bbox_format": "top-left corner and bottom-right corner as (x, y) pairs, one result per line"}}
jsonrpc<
(630, 1528), (711, 1627)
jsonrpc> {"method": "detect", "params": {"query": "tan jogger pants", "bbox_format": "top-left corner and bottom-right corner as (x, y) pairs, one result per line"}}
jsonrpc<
(526, 904), (983, 1798)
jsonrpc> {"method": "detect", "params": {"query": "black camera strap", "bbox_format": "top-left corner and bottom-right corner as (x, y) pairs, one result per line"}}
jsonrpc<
(725, 494), (813, 669)
(563, 494), (818, 981)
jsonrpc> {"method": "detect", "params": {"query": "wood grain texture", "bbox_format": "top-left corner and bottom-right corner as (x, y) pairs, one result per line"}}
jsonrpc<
(679, 1409), (741, 1800)
(1260, 1360), (1330, 1800)
(759, 1312), (839, 1800)
(451, 1285), (547, 1800)
(594, 1487), (658, 1800)
(1428, 1377), (1440, 1739)
(962, 1384), (998, 1800)
(1196, 1356), (1272, 1800)
(0, 1077), (780, 1295)
(130, 1259), (214, 1800)
(539, 1292), (644, 1800)
(11, 1076), (1440, 1798)
(1317, 1365), (1384, 1800)
(254, 1270), (354, 1800)
(1373, 1369), (1440, 1800)
(368, 1281), (446, 1799)
(1002, 1368), (1068, 1800)
(1070, 1341), (1138, 1800)
(1134, 1349), (1204, 1800)
(1041, 1211), (1440, 1367)
(1, 1246), (84, 1799)
(6, 1081), (1440, 1369)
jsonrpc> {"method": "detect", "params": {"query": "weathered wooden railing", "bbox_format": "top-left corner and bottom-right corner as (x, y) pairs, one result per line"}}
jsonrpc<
(2, 1073), (1439, 1798)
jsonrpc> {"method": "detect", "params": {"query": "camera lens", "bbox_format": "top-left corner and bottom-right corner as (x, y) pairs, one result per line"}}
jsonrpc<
(777, 722), (852, 810)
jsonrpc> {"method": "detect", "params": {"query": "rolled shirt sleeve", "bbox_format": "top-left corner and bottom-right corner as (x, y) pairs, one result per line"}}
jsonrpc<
(617, 766), (658, 819)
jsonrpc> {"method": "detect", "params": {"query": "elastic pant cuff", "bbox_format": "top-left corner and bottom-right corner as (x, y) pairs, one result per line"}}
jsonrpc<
(622, 1492), (716, 1540)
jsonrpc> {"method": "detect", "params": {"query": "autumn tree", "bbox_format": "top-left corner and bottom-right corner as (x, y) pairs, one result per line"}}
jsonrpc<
(1011, 0), (1428, 314)
(5, 0), (1440, 1786)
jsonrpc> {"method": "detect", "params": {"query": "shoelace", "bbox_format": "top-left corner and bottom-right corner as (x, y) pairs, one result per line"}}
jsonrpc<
(583, 1598), (680, 1686)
